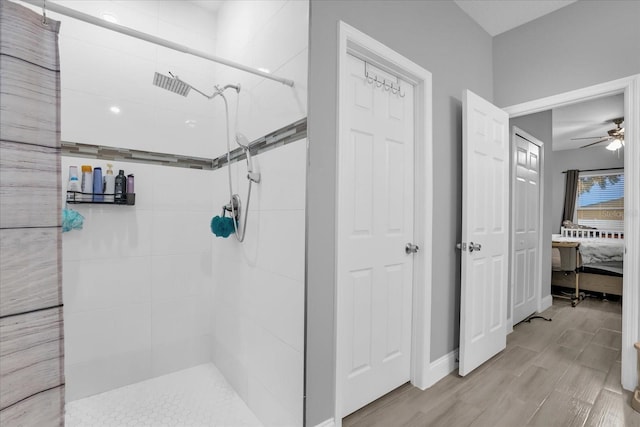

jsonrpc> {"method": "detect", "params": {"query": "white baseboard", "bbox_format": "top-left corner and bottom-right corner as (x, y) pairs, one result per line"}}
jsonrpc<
(540, 294), (553, 312)
(420, 349), (458, 389)
(314, 418), (335, 427)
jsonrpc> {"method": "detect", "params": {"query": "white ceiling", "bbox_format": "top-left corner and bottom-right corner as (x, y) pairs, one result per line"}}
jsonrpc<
(190, 0), (224, 14)
(194, 1), (578, 36)
(552, 94), (624, 151)
(454, 0), (577, 36)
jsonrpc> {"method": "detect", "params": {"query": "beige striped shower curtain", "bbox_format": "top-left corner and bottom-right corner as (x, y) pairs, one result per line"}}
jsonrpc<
(0, 1), (65, 425)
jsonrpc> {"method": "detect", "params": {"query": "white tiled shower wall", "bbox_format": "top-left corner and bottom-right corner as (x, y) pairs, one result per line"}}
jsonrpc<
(208, 2), (308, 425)
(61, 158), (214, 401)
(210, 139), (306, 427)
(211, 0), (308, 149)
(51, 0), (219, 401)
(51, 2), (308, 423)
(51, 0), (221, 158)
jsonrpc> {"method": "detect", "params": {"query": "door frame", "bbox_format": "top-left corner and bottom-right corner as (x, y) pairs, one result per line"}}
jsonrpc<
(508, 127), (545, 331)
(503, 74), (640, 392)
(334, 21), (433, 422)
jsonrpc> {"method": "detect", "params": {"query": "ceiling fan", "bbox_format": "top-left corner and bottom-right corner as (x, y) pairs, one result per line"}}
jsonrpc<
(572, 117), (625, 150)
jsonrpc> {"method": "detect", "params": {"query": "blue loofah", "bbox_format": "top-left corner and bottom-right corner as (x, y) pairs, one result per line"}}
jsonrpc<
(62, 208), (85, 233)
(210, 215), (236, 238)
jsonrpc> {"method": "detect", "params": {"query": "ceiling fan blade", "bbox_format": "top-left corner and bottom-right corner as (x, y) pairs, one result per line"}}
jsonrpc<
(580, 138), (610, 148)
(571, 136), (608, 140)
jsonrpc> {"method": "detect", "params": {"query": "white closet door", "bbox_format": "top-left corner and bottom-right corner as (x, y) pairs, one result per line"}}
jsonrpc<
(513, 133), (541, 325)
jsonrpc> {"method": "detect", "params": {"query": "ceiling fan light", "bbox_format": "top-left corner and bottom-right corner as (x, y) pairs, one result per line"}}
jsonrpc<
(606, 138), (623, 151)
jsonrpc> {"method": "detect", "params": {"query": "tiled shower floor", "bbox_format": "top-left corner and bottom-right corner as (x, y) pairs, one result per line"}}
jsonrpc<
(65, 363), (263, 427)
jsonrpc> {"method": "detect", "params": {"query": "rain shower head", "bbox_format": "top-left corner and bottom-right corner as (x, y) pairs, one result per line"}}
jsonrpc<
(154, 71), (241, 100)
(153, 72), (191, 97)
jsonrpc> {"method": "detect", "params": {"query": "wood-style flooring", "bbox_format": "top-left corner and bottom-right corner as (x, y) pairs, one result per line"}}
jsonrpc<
(343, 297), (640, 427)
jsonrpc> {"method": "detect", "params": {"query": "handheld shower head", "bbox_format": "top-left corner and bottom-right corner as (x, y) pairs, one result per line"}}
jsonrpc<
(153, 72), (191, 97)
(236, 133), (250, 149)
(236, 133), (261, 183)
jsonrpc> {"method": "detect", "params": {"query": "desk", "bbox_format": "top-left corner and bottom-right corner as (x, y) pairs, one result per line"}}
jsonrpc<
(552, 241), (581, 306)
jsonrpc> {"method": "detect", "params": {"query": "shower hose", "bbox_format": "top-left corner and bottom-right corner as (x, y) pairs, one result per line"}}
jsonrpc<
(220, 91), (253, 242)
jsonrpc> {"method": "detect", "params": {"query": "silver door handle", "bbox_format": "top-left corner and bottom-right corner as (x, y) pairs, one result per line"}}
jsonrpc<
(406, 243), (419, 254)
(469, 242), (481, 252)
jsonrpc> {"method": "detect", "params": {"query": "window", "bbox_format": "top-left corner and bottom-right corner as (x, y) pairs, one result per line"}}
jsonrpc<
(575, 171), (624, 231)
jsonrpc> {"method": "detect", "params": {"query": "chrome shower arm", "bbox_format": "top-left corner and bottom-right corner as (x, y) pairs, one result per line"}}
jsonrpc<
(219, 84), (241, 93)
(173, 75), (240, 100)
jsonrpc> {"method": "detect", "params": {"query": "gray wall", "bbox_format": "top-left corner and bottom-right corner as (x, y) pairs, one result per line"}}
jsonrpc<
(307, 0), (640, 424)
(493, 0), (640, 107)
(495, 0), (639, 303)
(550, 147), (625, 233)
(306, 1), (493, 424)
(510, 112), (553, 300)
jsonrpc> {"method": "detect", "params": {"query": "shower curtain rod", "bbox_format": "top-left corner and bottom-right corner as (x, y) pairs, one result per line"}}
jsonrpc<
(19, 0), (295, 87)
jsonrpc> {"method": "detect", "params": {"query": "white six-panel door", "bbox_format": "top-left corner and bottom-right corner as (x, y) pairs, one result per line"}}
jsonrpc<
(338, 54), (415, 416)
(459, 90), (509, 376)
(512, 132), (541, 325)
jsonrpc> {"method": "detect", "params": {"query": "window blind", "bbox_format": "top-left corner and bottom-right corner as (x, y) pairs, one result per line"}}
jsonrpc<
(575, 172), (624, 231)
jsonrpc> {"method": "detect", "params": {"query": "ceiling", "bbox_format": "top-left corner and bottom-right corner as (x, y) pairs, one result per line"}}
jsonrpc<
(192, 1), (578, 34)
(190, 0), (224, 13)
(454, 0), (577, 36)
(192, 1), (578, 36)
(193, 1), (578, 37)
(552, 94), (624, 151)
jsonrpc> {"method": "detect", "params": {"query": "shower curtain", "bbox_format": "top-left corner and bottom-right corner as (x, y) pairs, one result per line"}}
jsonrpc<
(0, 1), (64, 425)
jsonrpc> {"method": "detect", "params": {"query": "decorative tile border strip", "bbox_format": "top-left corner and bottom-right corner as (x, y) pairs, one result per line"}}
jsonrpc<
(213, 117), (307, 169)
(61, 117), (307, 171)
(61, 142), (212, 169)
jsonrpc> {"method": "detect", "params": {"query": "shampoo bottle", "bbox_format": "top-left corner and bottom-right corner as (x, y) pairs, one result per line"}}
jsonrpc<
(81, 165), (93, 201)
(92, 167), (103, 202)
(114, 169), (127, 204)
(126, 174), (135, 205)
(67, 166), (81, 201)
(104, 164), (115, 202)
(68, 165), (79, 182)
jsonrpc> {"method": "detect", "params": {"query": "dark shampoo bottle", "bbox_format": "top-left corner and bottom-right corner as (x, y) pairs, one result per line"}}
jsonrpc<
(114, 169), (127, 204)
